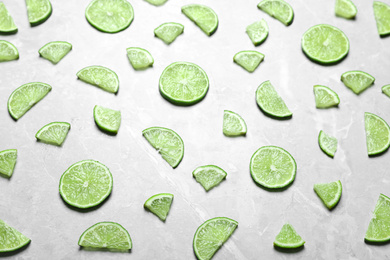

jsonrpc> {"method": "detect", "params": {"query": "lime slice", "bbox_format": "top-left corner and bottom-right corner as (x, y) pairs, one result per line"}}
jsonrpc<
(192, 165), (227, 191)
(193, 217), (238, 260)
(382, 85), (390, 98)
(373, 1), (390, 37)
(274, 223), (305, 249)
(77, 65), (119, 94)
(301, 24), (349, 64)
(246, 19), (269, 46)
(256, 80), (292, 118)
(93, 105), (121, 134)
(85, 0), (134, 33)
(154, 22), (184, 45)
(0, 3), (17, 33)
(223, 110), (247, 137)
(341, 70), (375, 95)
(59, 160), (113, 209)
(38, 41), (72, 64)
(7, 82), (52, 120)
(313, 85), (340, 108)
(142, 127), (184, 168)
(0, 219), (30, 252)
(365, 112), (390, 156)
(335, 0), (357, 19)
(181, 4), (218, 36)
(318, 130), (338, 158)
(126, 47), (154, 70)
(35, 122), (70, 146)
(233, 50), (264, 73)
(144, 193), (174, 221)
(250, 146), (296, 189)
(25, 0), (52, 26)
(0, 40), (19, 62)
(144, 0), (168, 6)
(257, 0), (294, 26)
(159, 62), (209, 105)
(0, 149), (17, 178)
(365, 194), (390, 243)
(314, 180), (342, 210)
(78, 222), (132, 251)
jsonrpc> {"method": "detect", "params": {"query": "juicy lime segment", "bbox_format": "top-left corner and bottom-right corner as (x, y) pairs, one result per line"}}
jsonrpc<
(256, 80), (292, 118)
(0, 3), (17, 33)
(154, 22), (184, 44)
(223, 110), (247, 137)
(144, 193), (174, 221)
(313, 85), (340, 108)
(365, 194), (390, 243)
(318, 130), (338, 158)
(0, 149), (17, 178)
(0, 40), (19, 62)
(382, 85), (390, 98)
(373, 1), (390, 37)
(335, 0), (357, 19)
(365, 112), (390, 156)
(25, 0), (52, 25)
(274, 223), (305, 249)
(77, 65), (119, 94)
(94, 105), (121, 134)
(257, 0), (294, 26)
(233, 50), (264, 73)
(341, 70), (375, 94)
(246, 19), (269, 46)
(193, 165), (227, 191)
(39, 41), (72, 64)
(144, 0), (168, 6)
(314, 180), (342, 210)
(181, 4), (218, 36)
(126, 47), (154, 70)
(0, 219), (30, 252)
(36, 122), (70, 146)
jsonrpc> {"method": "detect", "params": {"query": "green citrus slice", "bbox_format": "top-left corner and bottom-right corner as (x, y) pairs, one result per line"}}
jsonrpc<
(7, 82), (51, 120)
(0, 219), (30, 252)
(181, 4), (218, 36)
(77, 65), (119, 94)
(144, 193), (174, 221)
(314, 180), (342, 210)
(313, 85), (340, 108)
(335, 0), (357, 19)
(193, 217), (238, 260)
(257, 0), (294, 26)
(365, 194), (390, 243)
(85, 0), (134, 33)
(0, 40), (19, 62)
(144, 0), (168, 6)
(246, 19), (269, 46)
(256, 80), (292, 118)
(78, 222), (132, 251)
(59, 160), (113, 209)
(154, 22), (184, 44)
(318, 130), (338, 158)
(193, 165), (227, 191)
(382, 85), (390, 98)
(126, 47), (154, 70)
(35, 122), (70, 146)
(142, 127), (184, 168)
(373, 1), (390, 37)
(0, 149), (17, 178)
(93, 105), (121, 134)
(223, 110), (247, 137)
(341, 70), (375, 94)
(364, 112), (390, 156)
(25, 0), (52, 26)
(274, 223), (305, 249)
(38, 41), (72, 64)
(233, 50), (264, 73)
(159, 61), (209, 105)
(0, 3), (17, 33)
(301, 24), (349, 64)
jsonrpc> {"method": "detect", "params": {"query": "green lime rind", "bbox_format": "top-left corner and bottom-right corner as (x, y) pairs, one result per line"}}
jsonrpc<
(382, 85), (390, 98)
(38, 41), (72, 64)
(257, 0), (294, 26)
(154, 22), (184, 44)
(0, 219), (30, 252)
(274, 223), (305, 249)
(25, 0), (52, 26)
(314, 180), (342, 210)
(93, 105), (121, 134)
(341, 70), (375, 95)
(59, 160), (113, 209)
(85, 0), (134, 33)
(78, 222), (132, 251)
(181, 4), (218, 36)
(126, 47), (154, 70)
(223, 110), (247, 137)
(193, 165), (227, 191)
(144, 193), (174, 221)
(144, 0), (168, 6)
(7, 82), (52, 120)
(77, 65), (119, 94)
(193, 217), (238, 260)
(313, 85), (340, 108)
(364, 112), (390, 156)
(0, 40), (19, 62)
(0, 3), (17, 34)
(233, 50), (264, 73)
(365, 194), (390, 243)
(35, 122), (70, 146)
(373, 1), (390, 37)
(318, 130), (338, 158)
(0, 149), (17, 178)
(335, 0), (357, 19)
(142, 127), (184, 168)
(256, 80), (292, 118)
(246, 19), (269, 46)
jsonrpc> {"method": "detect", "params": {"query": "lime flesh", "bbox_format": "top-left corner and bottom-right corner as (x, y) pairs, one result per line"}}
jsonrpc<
(274, 223), (305, 248)
(233, 50), (264, 73)
(318, 130), (338, 158)
(35, 122), (70, 146)
(365, 194), (390, 243)
(0, 3), (17, 33)
(313, 85), (340, 108)
(0, 40), (19, 62)
(364, 112), (390, 156)
(94, 105), (121, 134)
(373, 1), (390, 37)
(39, 41), (72, 64)
(256, 80), (292, 118)
(193, 165), (227, 191)
(341, 70), (375, 94)
(25, 0), (52, 25)
(382, 85), (390, 98)
(0, 149), (17, 178)
(126, 47), (154, 70)
(0, 219), (30, 252)
(154, 22), (184, 44)
(314, 180), (342, 209)
(223, 110), (247, 137)
(257, 0), (294, 26)
(182, 4), (218, 36)
(246, 19), (269, 46)
(144, 193), (174, 221)
(77, 65), (119, 94)
(335, 0), (357, 19)
(144, 0), (168, 6)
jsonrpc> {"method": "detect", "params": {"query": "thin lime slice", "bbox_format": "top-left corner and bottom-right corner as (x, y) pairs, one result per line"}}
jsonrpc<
(143, 127), (184, 168)
(144, 0), (168, 6)
(126, 47), (154, 70)
(25, 0), (52, 26)
(154, 22), (184, 44)
(373, 1), (390, 37)
(38, 41), (72, 64)
(94, 105), (121, 134)
(77, 65), (119, 94)
(257, 0), (294, 26)
(335, 0), (357, 19)
(0, 3), (17, 33)
(365, 194), (390, 243)
(85, 0), (134, 33)
(223, 110), (247, 137)
(181, 4), (218, 36)
(59, 160), (113, 209)
(7, 82), (51, 120)
(318, 130), (338, 158)
(246, 19), (269, 46)
(341, 70), (375, 95)
(193, 217), (238, 260)
(365, 112), (390, 156)
(274, 223), (305, 249)
(301, 24), (349, 64)
(159, 62), (209, 105)
(382, 85), (390, 98)
(256, 80), (292, 118)
(313, 85), (340, 108)
(78, 222), (132, 251)
(0, 149), (17, 178)
(36, 122), (70, 146)
(0, 219), (30, 252)
(314, 180), (342, 210)
(193, 165), (227, 191)
(0, 40), (19, 62)
(250, 146), (296, 189)
(144, 193), (174, 221)
(233, 50), (264, 73)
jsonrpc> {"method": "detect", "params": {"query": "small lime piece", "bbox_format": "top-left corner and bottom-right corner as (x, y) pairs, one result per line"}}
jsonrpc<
(0, 3), (17, 33)
(365, 112), (390, 156)
(25, 0), (52, 26)
(0, 149), (17, 178)
(181, 4), (218, 36)
(233, 50), (264, 73)
(274, 223), (305, 249)
(382, 85), (390, 98)
(93, 105), (121, 134)
(144, 193), (174, 221)
(365, 194), (390, 243)
(0, 40), (19, 62)
(341, 70), (375, 95)
(77, 65), (119, 94)
(193, 165), (227, 191)
(314, 180), (342, 210)
(223, 110), (247, 137)
(313, 85), (340, 108)
(246, 19), (269, 46)
(36, 122), (70, 146)
(38, 41), (72, 64)
(256, 80), (292, 118)
(335, 0), (357, 19)
(126, 47), (154, 70)
(373, 1), (390, 37)
(154, 22), (184, 44)
(257, 0), (294, 26)
(318, 130), (338, 158)
(0, 219), (30, 252)
(144, 0), (168, 6)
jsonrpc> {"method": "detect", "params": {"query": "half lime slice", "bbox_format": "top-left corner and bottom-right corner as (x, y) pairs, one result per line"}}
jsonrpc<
(256, 80), (292, 118)
(25, 0), (52, 26)
(318, 130), (338, 158)
(193, 165), (227, 191)
(144, 193), (174, 221)
(154, 22), (184, 44)
(246, 19), (269, 46)
(274, 223), (305, 249)
(341, 70), (375, 94)
(314, 180), (342, 210)
(36, 122), (70, 146)
(0, 40), (19, 62)
(38, 41), (72, 64)
(313, 85), (340, 108)
(94, 105), (121, 134)
(335, 0), (357, 19)
(0, 149), (17, 178)
(223, 110), (247, 137)
(144, 0), (168, 6)
(257, 0), (294, 26)
(233, 50), (264, 73)
(77, 65), (119, 94)
(0, 3), (17, 33)
(365, 194), (390, 243)
(126, 47), (154, 70)
(365, 112), (390, 156)
(382, 85), (390, 98)
(373, 1), (390, 37)
(0, 219), (30, 252)
(181, 4), (218, 36)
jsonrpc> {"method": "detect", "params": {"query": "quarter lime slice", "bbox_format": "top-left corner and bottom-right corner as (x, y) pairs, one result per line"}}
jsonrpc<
(365, 194), (390, 243)
(0, 40), (19, 62)
(25, 0), (52, 26)
(159, 62), (209, 105)
(274, 223), (305, 249)
(181, 4), (218, 36)
(246, 19), (269, 46)
(382, 85), (390, 98)
(0, 219), (30, 252)
(144, 193), (174, 221)
(223, 110), (247, 137)
(257, 0), (294, 26)
(233, 50), (264, 73)
(0, 3), (17, 33)
(335, 0), (357, 19)
(313, 85), (340, 108)
(7, 82), (51, 120)
(144, 0), (168, 6)
(301, 24), (349, 64)
(318, 130), (338, 158)
(193, 165), (227, 191)
(93, 105), (121, 134)
(256, 80), (292, 118)
(35, 122), (70, 146)
(38, 41), (72, 64)
(78, 222), (132, 251)
(59, 160), (113, 209)
(373, 1), (390, 37)
(341, 70), (375, 94)
(126, 47), (154, 70)
(364, 112), (390, 156)
(85, 0), (134, 33)
(154, 22), (184, 44)
(314, 180), (342, 210)
(193, 217), (238, 260)
(0, 149), (17, 178)
(77, 65), (119, 94)
(142, 127), (184, 168)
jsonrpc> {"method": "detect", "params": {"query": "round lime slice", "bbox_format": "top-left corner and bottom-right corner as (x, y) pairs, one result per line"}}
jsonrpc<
(0, 219), (30, 252)
(0, 40), (19, 62)
(246, 19), (269, 46)
(181, 4), (218, 36)
(35, 122), (70, 146)
(93, 105), (121, 134)
(77, 65), (119, 94)
(365, 194), (390, 243)
(313, 85), (340, 108)
(256, 80), (292, 118)
(364, 112), (390, 156)
(0, 149), (17, 178)
(0, 3), (17, 33)
(257, 0), (294, 26)
(373, 1), (390, 37)
(318, 130), (338, 158)
(341, 70), (375, 95)
(274, 223), (305, 249)
(223, 110), (247, 137)
(233, 50), (264, 73)
(335, 0), (357, 19)
(126, 47), (154, 70)
(39, 41), (72, 64)
(25, 0), (52, 26)
(314, 180), (342, 210)
(192, 165), (227, 191)
(382, 84), (390, 98)
(154, 22), (184, 45)
(144, 193), (174, 221)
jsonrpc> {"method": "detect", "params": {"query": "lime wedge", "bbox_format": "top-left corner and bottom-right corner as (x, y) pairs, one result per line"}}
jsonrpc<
(365, 112), (390, 156)
(233, 50), (264, 73)
(318, 130), (338, 158)
(77, 65), (119, 94)
(78, 222), (132, 251)
(7, 82), (51, 120)
(193, 217), (238, 260)
(144, 193), (174, 221)
(223, 110), (247, 137)
(144, 0), (168, 6)
(0, 219), (30, 252)
(301, 24), (349, 64)
(341, 70), (375, 95)
(314, 180), (342, 210)
(159, 62), (209, 105)
(0, 3), (17, 33)
(93, 105), (121, 134)
(38, 41), (72, 64)
(154, 22), (184, 44)
(256, 80), (292, 118)
(365, 194), (390, 243)
(373, 1), (390, 37)
(25, 0), (52, 26)
(313, 85), (340, 108)
(59, 160), (113, 209)
(35, 122), (70, 146)
(85, 0), (134, 33)
(0, 149), (17, 178)
(382, 85), (390, 98)
(181, 4), (218, 36)
(257, 0), (294, 26)
(335, 0), (357, 19)
(126, 47), (154, 70)
(142, 127), (184, 168)
(193, 165), (227, 191)
(274, 223), (305, 249)
(0, 40), (19, 62)
(246, 19), (269, 46)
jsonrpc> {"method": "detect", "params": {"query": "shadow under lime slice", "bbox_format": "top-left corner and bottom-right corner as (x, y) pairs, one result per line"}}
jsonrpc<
(0, 219), (30, 252)
(39, 41), (72, 64)
(341, 70), (375, 94)
(77, 65), (119, 94)
(182, 4), (218, 36)
(144, 193), (173, 221)
(0, 149), (17, 178)
(223, 110), (247, 137)
(25, 0), (52, 26)
(126, 47), (154, 70)
(0, 40), (19, 62)
(257, 0), (294, 26)
(274, 223), (305, 249)
(36, 122), (70, 146)
(246, 19), (269, 46)
(318, 130), (338, 158)
(233, 50), (264, 73)
(365, 112), (390, 156)
(193, 165), (227, 191)
(144, 0), (168, 6)
(313, 85), (340, 108)
(0, 3), (17, 33)
(94, 105), (121, 134)
(365, 194), (390, 243)
(335, 0), (357, 19)
(382, 85), (390, 98)
(314, 180), (342, 210)
(256, 80), (292, 118)
(154, 22), (184, 44)
(373, 1), (390, 37)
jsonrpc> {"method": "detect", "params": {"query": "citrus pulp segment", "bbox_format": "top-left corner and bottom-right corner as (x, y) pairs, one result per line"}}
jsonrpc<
(341, 70), (375, 94)
(25, 0), (52, 25)
(126, 47), (154, 70)
(373, 1), (390, 36)
(35, 122), (70, 146)
(181, 4), (218, 36)
(144, 193), (174, 221)
(0, 40), (19, 62)
(193, 165), (227, 191)
(382, 85), (390, 98)
(144, 0), (168, 6)
(77, 65), (119, 94)
(38, 41), (72, 64)
(154, 22), (184, 44)
(365, 194), (390, 243)
(0, 3), (17, 33)
(335, 0), (357, 19)
(246, 19), (269, 46)
(256, 80), (292, 118)
(223, 110), (247, 137)
(274, 223), (305, 248)
(233, 50), (264, 73)
(93, 105), (121, 134)
(0, 219), (30, 252)
(318, 130), (338, 158)
(314, 180), (342, 210)
(257, 0), (294, 26)
(0, 149), (17, 178)
(364, 112), (390, 156)
(313, 85), (340, 108)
